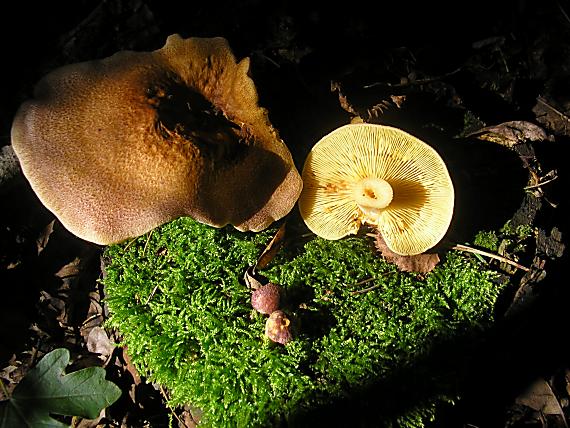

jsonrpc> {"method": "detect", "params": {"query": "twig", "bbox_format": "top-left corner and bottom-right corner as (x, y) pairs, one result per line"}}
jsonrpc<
(350, 277), (375, 287)
(123, 238), (137, 251)
(350, 275), (390, 295)
(363, 67), (462, 89)
(452, 244), (530, 272)
(145, 284), (160, 305)
(352, 283), (382, 295)
(159, 385), (188, 428)
(524, 173), (558, 190)
(557, 0), (570, 26)
(81, 313), (103, 328)
(142, 230), (153, 256)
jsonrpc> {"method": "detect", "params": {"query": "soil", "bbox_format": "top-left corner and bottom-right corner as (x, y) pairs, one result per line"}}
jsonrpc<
(1, 1), (569, 427)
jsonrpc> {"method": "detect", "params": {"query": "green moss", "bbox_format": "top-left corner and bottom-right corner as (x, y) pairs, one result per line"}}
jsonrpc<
(474, 230), (499, 251)
(103, 218), (505, 427)
(500, 221), (534, 252)
(458, 109), (485, 137)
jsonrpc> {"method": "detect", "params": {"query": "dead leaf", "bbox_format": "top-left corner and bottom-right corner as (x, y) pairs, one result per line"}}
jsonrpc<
(331, 80), (359, 116)
(366, 100), (393, 119)
(55, 257), (81, 279)
(39, 290), (68, 325)
(80, 291), (105, 338)
(244, 266), (268, 290)
(86, 326), (114, 361)
(533, 96), (570, 137)
(255, 222), (287, 270)
(74, 408), (105, 428)
(36, 220), (55, 255)
(516, 378), (567, 421)
(122, 347), (141, 386)
(374, 234), (440, 273)
(468, 121), (552, 147)
(180, 404), (203, 428)
(390, 95), (406, 108)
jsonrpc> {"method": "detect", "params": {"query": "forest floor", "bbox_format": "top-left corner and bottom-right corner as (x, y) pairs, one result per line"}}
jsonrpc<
(1, 1), (569, 427)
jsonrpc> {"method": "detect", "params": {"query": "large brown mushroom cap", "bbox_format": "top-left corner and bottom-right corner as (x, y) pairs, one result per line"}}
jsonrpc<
(11, 35), (302, 244)
(298, 123), (454, 256)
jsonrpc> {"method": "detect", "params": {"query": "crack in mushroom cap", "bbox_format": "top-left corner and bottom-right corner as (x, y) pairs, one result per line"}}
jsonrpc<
(298, 123), (454, 256)
(11, 35), (302, 244)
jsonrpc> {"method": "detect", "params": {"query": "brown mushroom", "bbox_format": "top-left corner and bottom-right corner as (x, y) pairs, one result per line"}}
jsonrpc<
(298, 123), (454, 256)
(251, 283), (282, 314)
(11, 35), (302, 244)
(264, 310), (293, 345)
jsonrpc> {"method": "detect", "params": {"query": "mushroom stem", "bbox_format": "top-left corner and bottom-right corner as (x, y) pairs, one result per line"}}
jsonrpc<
(353, 177), (393, 220)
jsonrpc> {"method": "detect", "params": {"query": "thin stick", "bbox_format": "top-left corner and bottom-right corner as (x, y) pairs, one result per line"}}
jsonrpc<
(123, 238), (137, 251)
(524, 174), (558, 190)
(81, 313), (103, 327)
(142, 230), (153, 256)
(557, 0), (570, 26)
(145, 283), (160, 305)
(351, 277), (375, 287)
(159, 385), (188, 428)
(352, 283), (382, 295)
(363, 67), (462, 89)
(452, 244), (530, 272)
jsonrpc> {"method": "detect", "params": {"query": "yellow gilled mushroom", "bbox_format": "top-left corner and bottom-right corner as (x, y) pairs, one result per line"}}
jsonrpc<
(298, 123), (454, 256)
(11, 35), (302, 245)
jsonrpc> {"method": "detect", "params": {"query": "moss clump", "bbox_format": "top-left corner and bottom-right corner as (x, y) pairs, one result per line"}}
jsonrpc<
(474, 230), (500, 251)
(103, 217), (504, 427)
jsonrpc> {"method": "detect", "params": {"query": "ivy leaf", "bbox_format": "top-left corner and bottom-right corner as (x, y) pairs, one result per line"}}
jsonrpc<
(0, 348), (121, 428)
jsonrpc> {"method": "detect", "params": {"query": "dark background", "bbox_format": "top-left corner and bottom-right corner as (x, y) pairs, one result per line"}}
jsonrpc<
(1, 1), (569, 426)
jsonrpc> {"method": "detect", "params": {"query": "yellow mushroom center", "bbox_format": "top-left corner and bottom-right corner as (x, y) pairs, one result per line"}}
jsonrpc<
(352, 177), (393, 221)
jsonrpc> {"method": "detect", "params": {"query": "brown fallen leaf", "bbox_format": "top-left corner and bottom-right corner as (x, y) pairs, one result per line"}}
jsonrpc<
(80, 291), (105, 339)
(515, 378), (567, 423)
(122, 347), (141, 386)
(374, 234), (440, 273)
(36, 220), (55, 255)
(244, 266), (267, 290)
(390, 94), (406, 108)
(180, 404), (203, 428)
(331, 80), (359, 116)
(86, 326), (114, 361)
(39, 290), (68, 325)
(533, 96), (570, 137)
(255, 222), (287, 271)
(55, 256), (81, 279)
(468, 120), (553, 147)
(74, 408), (105, 428)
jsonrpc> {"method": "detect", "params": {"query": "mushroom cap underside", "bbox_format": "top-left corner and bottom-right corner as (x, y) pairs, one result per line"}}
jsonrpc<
(11, 35), (302, 244)
(299, 123), (454, 256)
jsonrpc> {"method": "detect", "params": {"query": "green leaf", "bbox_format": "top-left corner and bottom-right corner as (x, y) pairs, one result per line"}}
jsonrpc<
(0, 348), (121, 428)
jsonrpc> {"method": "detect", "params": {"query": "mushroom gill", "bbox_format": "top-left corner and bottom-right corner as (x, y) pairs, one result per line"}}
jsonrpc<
(298, 123), (454, 256)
